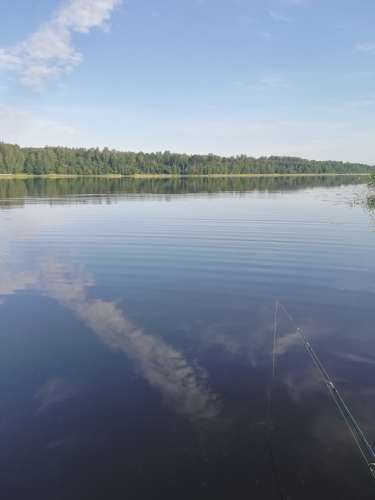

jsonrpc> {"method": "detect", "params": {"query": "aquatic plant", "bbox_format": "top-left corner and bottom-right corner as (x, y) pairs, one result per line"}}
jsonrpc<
(367, 172), (375, 211)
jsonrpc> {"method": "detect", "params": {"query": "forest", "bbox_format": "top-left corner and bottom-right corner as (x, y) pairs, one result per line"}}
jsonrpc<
(0, 142), (373, 176)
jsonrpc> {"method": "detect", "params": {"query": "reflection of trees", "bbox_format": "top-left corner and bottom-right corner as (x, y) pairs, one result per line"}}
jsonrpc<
(368, 196), (375, 228)
(367, 179), (375, 223)
(0, 175), (367, 208)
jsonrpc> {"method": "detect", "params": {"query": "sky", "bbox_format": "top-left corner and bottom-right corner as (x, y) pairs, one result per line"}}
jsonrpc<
(0, 0), (375, 163)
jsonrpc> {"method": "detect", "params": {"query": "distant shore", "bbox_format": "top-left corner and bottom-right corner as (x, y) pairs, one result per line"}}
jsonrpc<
(0, 173), (370, 180)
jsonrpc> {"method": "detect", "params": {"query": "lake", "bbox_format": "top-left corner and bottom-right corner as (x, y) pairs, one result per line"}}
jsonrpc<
(0, 176), (374, 499)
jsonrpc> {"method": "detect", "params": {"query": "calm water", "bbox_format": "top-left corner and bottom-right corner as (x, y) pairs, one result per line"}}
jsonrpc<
(0, 176), (374, 499)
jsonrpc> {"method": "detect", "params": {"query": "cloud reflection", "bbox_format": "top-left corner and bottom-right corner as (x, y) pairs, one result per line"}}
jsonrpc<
(0, 271), (37, 296)
(35, 378), (79, 414)
(0, 260), (220, 421)
(334, 351), (375, 366)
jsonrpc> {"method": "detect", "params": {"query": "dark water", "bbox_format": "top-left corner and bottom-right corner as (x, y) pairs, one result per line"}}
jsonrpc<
(0, 176), (374, 499)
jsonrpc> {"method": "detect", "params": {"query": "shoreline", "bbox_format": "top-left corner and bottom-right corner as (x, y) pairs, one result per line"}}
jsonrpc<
(0, 173), (370, 180)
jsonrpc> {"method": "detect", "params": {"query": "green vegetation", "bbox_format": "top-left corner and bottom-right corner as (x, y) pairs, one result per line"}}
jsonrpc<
(0, 142), (373, 176)
(368, 172), (375, 212)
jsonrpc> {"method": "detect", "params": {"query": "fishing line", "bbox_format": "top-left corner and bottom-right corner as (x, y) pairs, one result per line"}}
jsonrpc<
(272, 300), (279, 378)
(264, 300), (286, 500)
(274, 301), (375, 481)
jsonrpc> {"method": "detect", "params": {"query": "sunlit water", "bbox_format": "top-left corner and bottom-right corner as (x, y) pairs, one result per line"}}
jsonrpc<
(0, 176), (374, 499)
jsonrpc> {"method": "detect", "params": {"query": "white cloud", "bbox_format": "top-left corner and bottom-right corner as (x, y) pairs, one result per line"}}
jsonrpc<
(356, 43), (375, 55)
(0, 104), (78, 145)
(235, 73), (289, 92)
(258, 73), (289, 89)
(258, 31), (274, 40)
(269, 10), (290, 22)
(0, 0), (121, 89)
(0, 49), (21, 69)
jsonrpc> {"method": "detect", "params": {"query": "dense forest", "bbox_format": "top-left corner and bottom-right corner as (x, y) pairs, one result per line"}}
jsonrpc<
(0, 142), (373, 176)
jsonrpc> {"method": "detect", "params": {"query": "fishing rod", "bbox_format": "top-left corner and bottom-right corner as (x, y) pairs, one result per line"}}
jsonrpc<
(275, 301), (375, 481)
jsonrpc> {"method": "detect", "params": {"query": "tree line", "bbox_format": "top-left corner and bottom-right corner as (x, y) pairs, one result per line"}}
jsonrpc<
(0, 142), (373, 176)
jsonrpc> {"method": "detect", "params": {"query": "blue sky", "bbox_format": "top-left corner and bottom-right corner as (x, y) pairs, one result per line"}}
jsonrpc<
(1, 0), (375, 163)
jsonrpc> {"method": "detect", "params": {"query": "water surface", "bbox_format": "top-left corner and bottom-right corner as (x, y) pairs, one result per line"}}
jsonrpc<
(0, 176), (374, 499)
